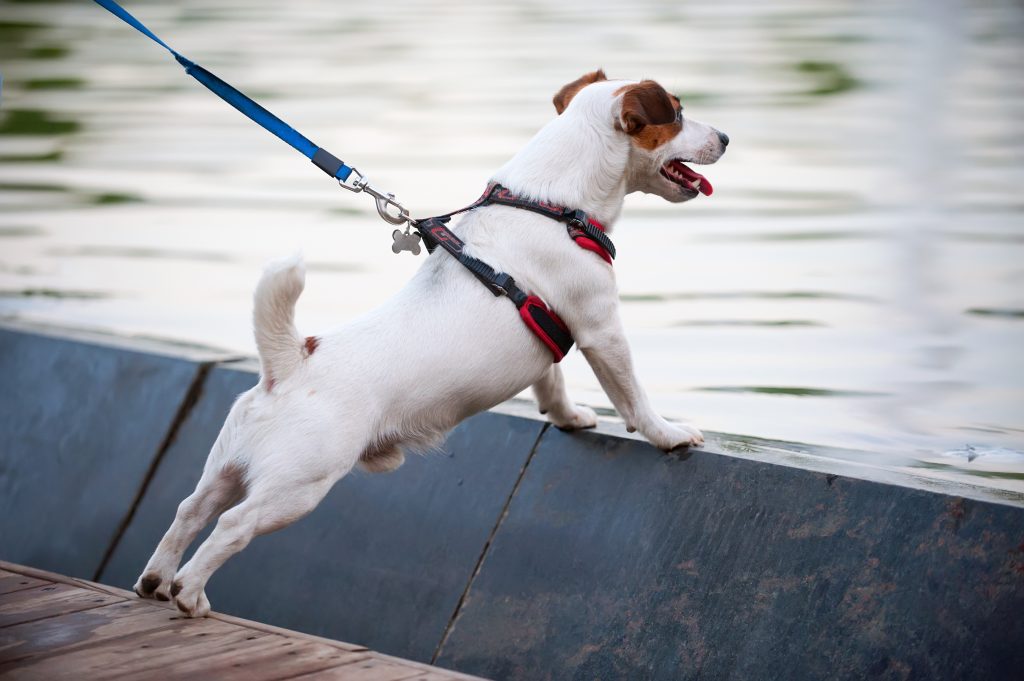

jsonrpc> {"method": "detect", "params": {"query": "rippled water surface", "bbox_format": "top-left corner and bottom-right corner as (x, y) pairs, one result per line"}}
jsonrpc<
(2, 0), (1023, 491)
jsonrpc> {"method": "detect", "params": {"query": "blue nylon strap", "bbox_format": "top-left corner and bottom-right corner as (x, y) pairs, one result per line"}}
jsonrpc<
(93, 0), (352, 181)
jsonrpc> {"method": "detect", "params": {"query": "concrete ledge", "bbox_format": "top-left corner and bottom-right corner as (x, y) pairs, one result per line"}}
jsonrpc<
(2, 322), (1022, 679)
(0, 325), (215, 579)
(437, 427), (1024, 680)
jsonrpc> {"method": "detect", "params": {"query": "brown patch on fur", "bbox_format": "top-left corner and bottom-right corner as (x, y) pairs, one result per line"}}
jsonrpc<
(615, 80), (682, 150)
(553, 69), (607, 114)
(359, 438), (406, 473)
(304, 335), (320, 356)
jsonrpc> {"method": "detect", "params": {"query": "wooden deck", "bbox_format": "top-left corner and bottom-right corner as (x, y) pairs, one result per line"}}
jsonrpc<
(0, 561), (485, 680)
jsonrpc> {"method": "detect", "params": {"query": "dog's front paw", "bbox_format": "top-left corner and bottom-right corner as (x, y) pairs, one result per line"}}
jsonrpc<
(549, 405), (598, 431)
(170, 578), (211, 618)
(649, 422), (704, 452)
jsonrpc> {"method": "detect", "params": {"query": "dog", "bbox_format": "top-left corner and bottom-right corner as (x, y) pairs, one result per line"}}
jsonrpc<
(133, 70), (728, 617)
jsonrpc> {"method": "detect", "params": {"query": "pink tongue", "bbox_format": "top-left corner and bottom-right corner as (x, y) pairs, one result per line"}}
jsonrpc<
(671, 160), (713, 196)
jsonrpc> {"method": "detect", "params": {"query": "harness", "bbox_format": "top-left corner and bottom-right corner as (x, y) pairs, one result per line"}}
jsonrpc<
(93, 0), (617, 363)
(412, 183), (616, 362)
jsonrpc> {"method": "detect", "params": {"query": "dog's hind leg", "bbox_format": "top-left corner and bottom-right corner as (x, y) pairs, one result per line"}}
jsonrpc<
(169, 472), (338, 617)
(133, 465), (242, 602)
(532, 364), (598, 430)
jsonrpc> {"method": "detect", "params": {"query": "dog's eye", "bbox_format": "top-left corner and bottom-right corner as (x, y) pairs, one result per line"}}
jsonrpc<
(672, 97), (684, 123)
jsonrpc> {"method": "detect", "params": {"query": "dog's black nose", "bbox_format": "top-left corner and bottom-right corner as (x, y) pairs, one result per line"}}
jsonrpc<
(717, 130), (730, 147)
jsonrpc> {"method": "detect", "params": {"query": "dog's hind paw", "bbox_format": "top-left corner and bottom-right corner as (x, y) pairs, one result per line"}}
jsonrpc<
(172, 582), (211, 618)
(133, 570), (173, 602)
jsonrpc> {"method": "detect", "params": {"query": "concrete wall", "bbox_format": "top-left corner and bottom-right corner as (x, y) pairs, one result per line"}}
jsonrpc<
(2, 323), (1022, 680)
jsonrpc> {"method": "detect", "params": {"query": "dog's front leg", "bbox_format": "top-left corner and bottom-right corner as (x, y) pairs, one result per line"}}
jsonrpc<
(577, 312), (703, 451)
(532, 364), (598, 430)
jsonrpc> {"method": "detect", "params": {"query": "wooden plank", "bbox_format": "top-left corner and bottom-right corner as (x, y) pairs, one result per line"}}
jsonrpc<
(370, 653), (487, 681)
(0, 564), (364, 653)
(0, 562), (152, 606)
(0, 584), (124, 628)
(0, 561), (90, 587)
(283, 664), (476, 681)
(288, 655), (429, 681)
(105, 628), (280, 680)
(1, 617), (276, 680)
(0, 574), (51, 596)
(0, 599), (183, 663)
(0, 563), (483, 681)
(0, 563), (364, 655)
(0, 583), (76, 609)
(144, 637), (370, 681)
(206, 610), (368, 653)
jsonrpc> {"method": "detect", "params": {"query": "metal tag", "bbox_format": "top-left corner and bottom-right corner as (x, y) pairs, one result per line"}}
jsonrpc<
(391, 229), (421, 255)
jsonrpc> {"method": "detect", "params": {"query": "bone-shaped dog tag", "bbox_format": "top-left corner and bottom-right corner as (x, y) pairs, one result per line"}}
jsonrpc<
(391, 229), (421, 255)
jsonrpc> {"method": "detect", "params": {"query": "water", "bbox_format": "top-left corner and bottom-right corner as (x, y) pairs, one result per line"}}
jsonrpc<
(2, 0), (1023, 492)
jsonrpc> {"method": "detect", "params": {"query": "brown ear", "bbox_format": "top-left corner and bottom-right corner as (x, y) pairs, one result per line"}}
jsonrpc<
(553, 69), (608, 114)
(618, 80), (676, 134)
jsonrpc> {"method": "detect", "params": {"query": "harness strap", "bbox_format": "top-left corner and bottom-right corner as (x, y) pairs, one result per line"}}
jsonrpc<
(411, 184), (618, 362)
(481, 184), (616, 262)
(418, 217), (574, 362)
(93, 0), (354, 182)
(416, 183), (616, 264)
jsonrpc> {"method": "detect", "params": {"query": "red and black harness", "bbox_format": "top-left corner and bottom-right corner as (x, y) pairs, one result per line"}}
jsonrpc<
(413, 183), (615, 362)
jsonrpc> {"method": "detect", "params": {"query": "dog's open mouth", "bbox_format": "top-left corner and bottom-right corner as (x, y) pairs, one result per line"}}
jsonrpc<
(660, 159), (713, 196)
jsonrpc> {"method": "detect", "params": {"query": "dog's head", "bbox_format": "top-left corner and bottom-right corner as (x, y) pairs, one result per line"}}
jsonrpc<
(553, 70), (728, 202)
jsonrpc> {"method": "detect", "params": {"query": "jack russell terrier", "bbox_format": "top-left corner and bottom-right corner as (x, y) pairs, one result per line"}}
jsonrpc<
(134, 70), (728, 617)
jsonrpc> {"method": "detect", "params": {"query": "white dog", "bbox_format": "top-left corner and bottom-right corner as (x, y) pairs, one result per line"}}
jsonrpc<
(134, 70), (728, 617)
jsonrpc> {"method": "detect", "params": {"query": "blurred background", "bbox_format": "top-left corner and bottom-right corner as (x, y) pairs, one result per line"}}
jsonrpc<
(1, 0), (1022, 489)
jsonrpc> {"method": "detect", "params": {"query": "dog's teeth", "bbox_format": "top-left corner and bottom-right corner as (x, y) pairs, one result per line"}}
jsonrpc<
(692, 179), (701, 188)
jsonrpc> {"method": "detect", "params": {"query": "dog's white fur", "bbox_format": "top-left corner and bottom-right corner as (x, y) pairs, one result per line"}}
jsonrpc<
(134, 74), (727, 616)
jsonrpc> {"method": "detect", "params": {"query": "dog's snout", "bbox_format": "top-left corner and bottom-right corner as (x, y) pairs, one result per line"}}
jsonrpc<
(716, 130), (730, 148)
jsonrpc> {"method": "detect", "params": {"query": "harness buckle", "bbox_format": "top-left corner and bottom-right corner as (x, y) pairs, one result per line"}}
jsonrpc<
(490, 272), (515, 297)
(566, 209), (588, 230)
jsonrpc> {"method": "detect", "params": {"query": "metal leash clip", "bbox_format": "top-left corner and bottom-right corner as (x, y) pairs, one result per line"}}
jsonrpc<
(337, 168), (411, 226)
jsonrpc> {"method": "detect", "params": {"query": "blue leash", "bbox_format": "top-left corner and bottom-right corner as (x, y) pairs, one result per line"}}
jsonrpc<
(93, 0), (412, 225)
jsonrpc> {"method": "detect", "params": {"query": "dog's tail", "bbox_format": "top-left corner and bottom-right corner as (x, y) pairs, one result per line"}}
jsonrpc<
(253, 253), (306, 387)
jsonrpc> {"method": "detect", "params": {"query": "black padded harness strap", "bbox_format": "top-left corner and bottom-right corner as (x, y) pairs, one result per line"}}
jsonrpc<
(410, 184), (617, 362)
(480, 184), (616, 260)
(416, 216), (573, 361)
(417, 217), (525, 304)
